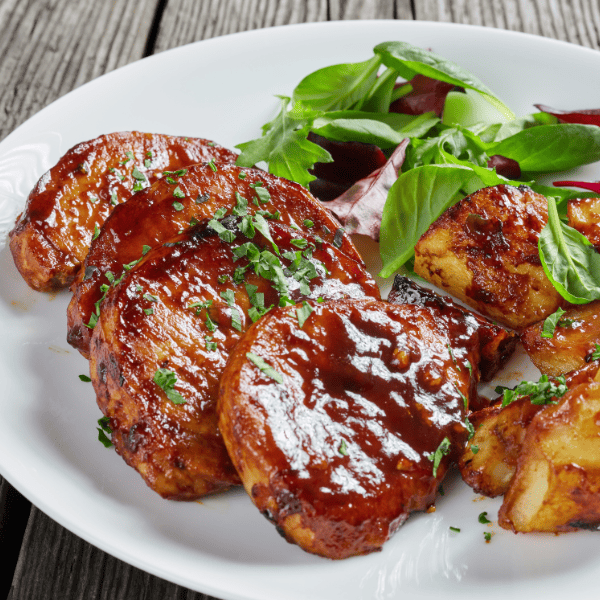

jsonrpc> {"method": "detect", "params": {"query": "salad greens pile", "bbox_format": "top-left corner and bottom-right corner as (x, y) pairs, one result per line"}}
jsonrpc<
(235, 41), (600, 301)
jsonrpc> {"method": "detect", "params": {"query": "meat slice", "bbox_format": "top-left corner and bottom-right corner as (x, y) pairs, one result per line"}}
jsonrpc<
(9, 132), (237, 291)
(414, 184), (567, 330)
(218, 298), (475, 559)
(68, 163), (359, 358)
(90, 218), (379, 501)
(387, 275), (518, 385)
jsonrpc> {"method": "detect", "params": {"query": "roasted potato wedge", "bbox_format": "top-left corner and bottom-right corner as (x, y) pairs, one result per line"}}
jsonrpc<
(388, 275), (518, 384)
(499, 378), (600, 533)
(521, 300), (600, 376)
(567, 197), (600, 249)
(461, 362), (600, 499)
(414, 184), (567, 330)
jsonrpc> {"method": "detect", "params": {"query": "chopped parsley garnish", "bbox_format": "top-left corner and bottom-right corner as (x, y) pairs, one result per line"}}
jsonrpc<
(209, 218), (236, 243)
(132, 165), (146, 181)
(296, 301), (313, 328)
(484, 532), (492, 543)
(449, 526), (461, 533)
(478, 511), (491, 524)
(246, 352), (283, 383)
(471, 445), (479, 454)
(173, 201), (184, 211)
(173, 186), (185, 199)
(205, 335), (217, 351)
(465, 416), (475, 440)
(427, 437), (451, 478)
(143, 293), (158, 303)
(238, 171), (247, 180)
(92, 225), (100, 240)
(254, 186), (271, 204)
(541, 307), (567, 338)
(218, 274), (230, 284)
(220, 290), (242, 331)
(303, 219), (314, 228)
(338, 439), (348, 456)
(153, 368), (186, 404)
(110, 191), (118, 205)
(208, 158), (217, 172)
(79, 374), (92, 382)
(496, 374), (568, 407)
(291, 238), (308, 249)
(592, 343), (600, 360)
(205, 313), (218, 332)
(144, 308), (154, 315)
(97, 416), (113, 448)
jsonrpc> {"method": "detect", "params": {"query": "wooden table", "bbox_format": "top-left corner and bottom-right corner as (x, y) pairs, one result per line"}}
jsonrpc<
(1, 1), (598, 598)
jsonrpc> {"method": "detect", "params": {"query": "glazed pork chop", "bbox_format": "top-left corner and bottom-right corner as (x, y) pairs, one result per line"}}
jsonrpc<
(90, 218), (379, 500)
(9, 132), (237, 291)
(218, 298), (476, 559)
(68, 163), (360, 358)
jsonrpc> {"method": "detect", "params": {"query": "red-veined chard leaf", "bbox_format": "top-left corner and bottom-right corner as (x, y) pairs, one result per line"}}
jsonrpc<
(535, 104), (600, 127)
(327, 139), (409, 240)
(553, 180), (600, 194)
(390, 74), (456, 117)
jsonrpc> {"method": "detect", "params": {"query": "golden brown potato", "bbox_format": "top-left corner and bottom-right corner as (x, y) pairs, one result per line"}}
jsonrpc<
(218, 299), (476, 559)
(567, 197), (600, 249)
(414, 184), (567, 330)
(521, 299), (600, 376)
(459, 398), (544, 497)
(90, 220), (379, 500)
(387, 275), (518, 385)
(499, 378), (600, 533)
(460, 361), (600, 499)
(68, 163), (360, 358)
(9, 132), (237, 291)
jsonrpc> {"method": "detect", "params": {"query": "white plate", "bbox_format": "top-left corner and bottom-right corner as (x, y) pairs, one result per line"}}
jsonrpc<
(1, 19), (600, 600)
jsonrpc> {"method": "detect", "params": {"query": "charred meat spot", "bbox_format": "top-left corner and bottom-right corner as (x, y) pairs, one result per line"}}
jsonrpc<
(333, 227), (345, 249)
(261, 509), (275, 523)
(83, 265), (99, 281)
(567, 520), (600, 531)
(108, 353), (121, 382)
(97, 360), (107, 384)
(276, 490), (302, 516)
(119, 373), (126, 387)
(174, 458), (186, 470)
(274, 524), (288, 539)
(125, 422), (146, 453)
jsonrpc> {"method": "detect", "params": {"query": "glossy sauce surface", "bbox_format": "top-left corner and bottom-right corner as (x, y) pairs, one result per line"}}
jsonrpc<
(90, 220), (379, 500)
(9, 131), (236, 291)
(218, 299), (473, 558)
(68, 163), (360, 357)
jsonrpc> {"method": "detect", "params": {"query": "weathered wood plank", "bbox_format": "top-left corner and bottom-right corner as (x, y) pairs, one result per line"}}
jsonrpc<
(153, 0), (329, 52)
(414, 0), (600, 48)
(9, 508), (217, 600)
(0, 0), (161, 141)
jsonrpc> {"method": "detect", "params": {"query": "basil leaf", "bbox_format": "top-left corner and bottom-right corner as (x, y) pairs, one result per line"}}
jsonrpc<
(374, 41), (515, 120)
(539, 197), (600, 304)
(379, 164), (477, 277)
(291, 55), (382, 112)
(490, 124), (600, 173)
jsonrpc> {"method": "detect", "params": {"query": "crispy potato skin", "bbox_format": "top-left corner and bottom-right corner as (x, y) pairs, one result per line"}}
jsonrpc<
(90, 220), (379, 500)
(499, 379), (600, 533)
(9, 132), (237, 291)
(68, 163), (358, 358)
(460, 362), (600, 498)
(414, 184), (567, 330)
(568, 197), (600, 249)
(387, 275), (517, 386)
(218, 299), (474, 559)
(521, 300), (600, 376)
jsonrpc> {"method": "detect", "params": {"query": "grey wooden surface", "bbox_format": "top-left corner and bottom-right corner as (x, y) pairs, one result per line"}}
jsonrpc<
(1, 0), (599, 598)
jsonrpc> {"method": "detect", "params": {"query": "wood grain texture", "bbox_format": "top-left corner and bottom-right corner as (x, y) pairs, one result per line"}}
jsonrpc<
(153, 0), (328, 52)
(414, 0), (600, 48)
(0, 0), (160, 141)
(9, 509), (216, 600)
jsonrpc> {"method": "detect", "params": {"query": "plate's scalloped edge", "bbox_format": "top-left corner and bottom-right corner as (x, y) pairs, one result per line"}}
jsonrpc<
(0, 132), (61, 250)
